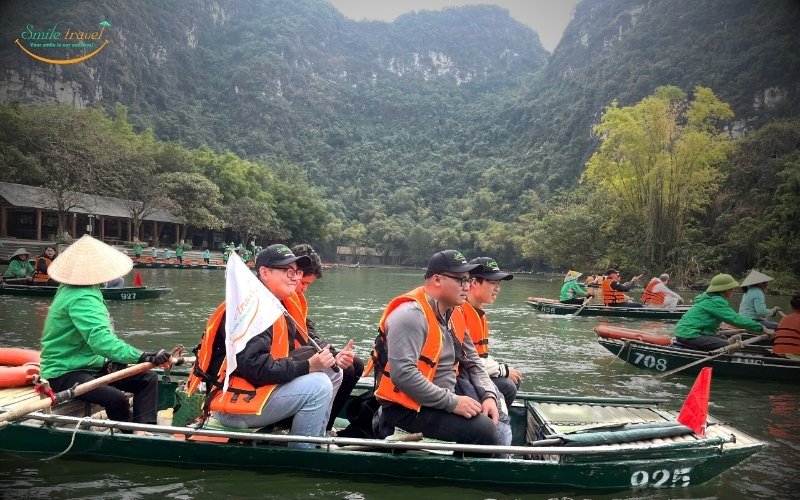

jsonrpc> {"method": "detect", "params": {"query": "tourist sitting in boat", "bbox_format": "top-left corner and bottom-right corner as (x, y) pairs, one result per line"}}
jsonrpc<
(641, 273), (683, 310)
(150, 246), (158, 258)
(3, 248), (35, 282)
(372, 249), (499, 447)
(738, 270), (781, 329)
(39, 235), (171, 430)
(210, 244), (341, 448)
(104, 276), (125, 288)
(458, 257), (520, 410)
(560, 270), (593, 304)
(32, 245), (59, 286)
(163, 248), (172, 260)
(290, 243), (363, 433)
(674, 273), (775, 351)
(774, 293), (800, 359)
(601, 269), (643, 307)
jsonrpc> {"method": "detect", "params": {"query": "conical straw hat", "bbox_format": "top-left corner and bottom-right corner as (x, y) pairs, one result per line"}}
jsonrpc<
(564, 270), (582, 282)
(48, 235), (133, 286)
(740, 270), (773, 288)
(11, 247), (30, 258)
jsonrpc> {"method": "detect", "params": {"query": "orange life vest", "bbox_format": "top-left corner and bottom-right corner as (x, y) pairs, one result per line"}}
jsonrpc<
(453, 301), (489, 358)
(774, 313), (800, 356)
(283, 292), (309, 348)
(187, 301), (290, 416)
(32, 256), (52, 283)
(374, 287), (465, 411)
(641, 278), (666, 306)
(601, 277), (626, 305)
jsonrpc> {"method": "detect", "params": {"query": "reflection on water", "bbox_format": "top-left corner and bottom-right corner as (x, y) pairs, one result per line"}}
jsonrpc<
(0, 268), (797, 499)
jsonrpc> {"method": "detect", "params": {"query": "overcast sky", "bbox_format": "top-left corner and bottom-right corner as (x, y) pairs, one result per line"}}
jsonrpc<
(326, 0), (581, 52)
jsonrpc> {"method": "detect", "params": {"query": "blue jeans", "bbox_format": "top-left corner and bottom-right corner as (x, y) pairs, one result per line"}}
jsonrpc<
(216, 369), (340, 449)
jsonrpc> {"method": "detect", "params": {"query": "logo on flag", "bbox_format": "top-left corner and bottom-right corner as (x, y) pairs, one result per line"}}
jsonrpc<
(223, 251), (285, 392)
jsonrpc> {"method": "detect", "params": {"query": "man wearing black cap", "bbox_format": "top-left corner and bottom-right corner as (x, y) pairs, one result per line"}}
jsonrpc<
(600, 269), (644, 308)
(456, 257), (521, 410)
(372, 250), (500, 446)
(207, 244), (341, 448)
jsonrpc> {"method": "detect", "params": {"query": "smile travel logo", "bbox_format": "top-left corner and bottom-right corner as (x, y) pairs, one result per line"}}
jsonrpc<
(15, 20), (111, 65)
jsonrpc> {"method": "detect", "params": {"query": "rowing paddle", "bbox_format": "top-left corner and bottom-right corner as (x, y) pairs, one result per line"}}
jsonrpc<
(654, 333), (771, 379)
(571, 296), (593, 317)
(0, 356), (182, 428)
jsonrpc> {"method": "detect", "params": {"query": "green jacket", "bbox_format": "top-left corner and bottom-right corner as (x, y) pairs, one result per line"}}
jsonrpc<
(175, 246), (184, 257)
(4, 259), (34, 278)
(133, 243), (142, 257)
(674, 292), (763, 339)
(560, 281), (589, 301)
(40, 285), (143, 380)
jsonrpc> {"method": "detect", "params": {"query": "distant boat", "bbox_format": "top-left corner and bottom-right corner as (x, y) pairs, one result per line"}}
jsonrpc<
(525, 297), (689, 319)
(0, 284), (171, 300)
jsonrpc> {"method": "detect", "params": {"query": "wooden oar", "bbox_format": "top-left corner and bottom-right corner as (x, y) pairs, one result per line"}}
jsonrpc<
(655, 333), (770, 379)
(571, 296), (593, 317)
(0, 359), (168, 428)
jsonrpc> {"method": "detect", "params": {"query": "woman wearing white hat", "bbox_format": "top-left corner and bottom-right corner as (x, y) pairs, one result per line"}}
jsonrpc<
(3, 247), (34, 281)
(738, 270), (781, 329)
(559, 270), (593, 304)
(39, 235), (171, 427)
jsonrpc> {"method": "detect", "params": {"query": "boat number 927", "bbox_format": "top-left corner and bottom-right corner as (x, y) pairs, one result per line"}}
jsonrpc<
(632, 352), (668, 371)
(631, 467), (692, 488)
(119, 293), (136, 300)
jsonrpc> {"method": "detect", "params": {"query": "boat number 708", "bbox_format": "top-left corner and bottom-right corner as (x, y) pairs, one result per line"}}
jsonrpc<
(631, 467), (692, 488)
(632, 352), (668, 371)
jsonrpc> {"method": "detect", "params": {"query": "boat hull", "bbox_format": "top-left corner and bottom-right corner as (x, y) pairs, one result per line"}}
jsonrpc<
(0, 375), (764, 492)
(526, 298), (689, 319)
(0, 285), (171, 300)
(597, 338), (800, 381)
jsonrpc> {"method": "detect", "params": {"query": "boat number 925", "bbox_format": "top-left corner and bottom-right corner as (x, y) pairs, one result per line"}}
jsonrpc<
(632, 352), (667, 371)
(631, 467), (692, 488)
(119, 293), (136, 300)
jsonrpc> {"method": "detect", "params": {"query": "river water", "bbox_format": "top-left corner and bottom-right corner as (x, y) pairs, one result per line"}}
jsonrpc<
(0, 267), (797, 499)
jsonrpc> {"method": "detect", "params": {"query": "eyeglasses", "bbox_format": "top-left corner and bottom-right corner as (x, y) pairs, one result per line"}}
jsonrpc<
(275, 267), (301, 279)
(439, 274), (471, 286)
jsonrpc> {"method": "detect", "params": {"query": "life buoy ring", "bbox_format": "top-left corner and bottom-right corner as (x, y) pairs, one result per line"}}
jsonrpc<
(593, 325), (672, 346)
(0, 348), (41, 387)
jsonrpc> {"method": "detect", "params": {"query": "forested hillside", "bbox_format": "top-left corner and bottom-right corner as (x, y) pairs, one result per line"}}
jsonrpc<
(1, 0), (798, 284)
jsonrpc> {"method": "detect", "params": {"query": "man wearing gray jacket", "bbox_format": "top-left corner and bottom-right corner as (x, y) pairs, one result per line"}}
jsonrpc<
(372, 250), (500, 446)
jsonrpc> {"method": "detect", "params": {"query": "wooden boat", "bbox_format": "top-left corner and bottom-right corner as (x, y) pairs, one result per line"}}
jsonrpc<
(132, 258), (227, 270)
(525, 297), (690, 319)
(0, 284), (172, 300)
(0, 374), (764, 492)
(594, 325), (800, 381)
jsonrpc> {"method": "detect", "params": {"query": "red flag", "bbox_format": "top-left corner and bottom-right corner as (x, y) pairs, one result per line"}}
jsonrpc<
(133, 272), (143, 287)
(677, 367), (712, 437)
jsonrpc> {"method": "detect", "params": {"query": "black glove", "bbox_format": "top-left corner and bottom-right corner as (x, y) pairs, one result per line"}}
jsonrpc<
(139, 348), (170, 365)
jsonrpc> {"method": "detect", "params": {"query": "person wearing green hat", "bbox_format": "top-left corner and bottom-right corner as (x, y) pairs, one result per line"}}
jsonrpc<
(738, 270), (781, 329)
(674, 273), (776, 351)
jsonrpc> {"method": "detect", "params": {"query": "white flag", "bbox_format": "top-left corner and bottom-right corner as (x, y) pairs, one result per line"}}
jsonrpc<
(223, 251), (285, 392)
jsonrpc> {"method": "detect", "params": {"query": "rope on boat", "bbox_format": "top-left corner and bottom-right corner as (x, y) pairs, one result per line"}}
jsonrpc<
(599, 340), (629, 366)
(40, 416), (90, 461)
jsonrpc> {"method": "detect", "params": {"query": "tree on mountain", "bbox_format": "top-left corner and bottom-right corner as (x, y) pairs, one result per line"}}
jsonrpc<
(583, 85), (734, 269)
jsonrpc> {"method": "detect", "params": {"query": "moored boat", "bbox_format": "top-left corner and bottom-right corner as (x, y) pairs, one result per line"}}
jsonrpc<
(526, 297), (690, 319)
(0, 374), (764, 492)
(0, 284), (172, 300)
(595, 325), (800, 381)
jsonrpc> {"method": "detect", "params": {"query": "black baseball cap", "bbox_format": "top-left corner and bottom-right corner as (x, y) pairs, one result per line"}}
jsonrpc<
(469, 257), (513, 281)
(255, 244), (311, 269)
(425, 250), (482, 278)
(606, 268), (619, 276)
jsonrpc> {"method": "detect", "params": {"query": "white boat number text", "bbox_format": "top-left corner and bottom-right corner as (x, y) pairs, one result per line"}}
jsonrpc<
(119, 293), (136, 300)
(631, 467), (692, 488)
(632, 352), (667, 371)
(539, 305), (557, 313)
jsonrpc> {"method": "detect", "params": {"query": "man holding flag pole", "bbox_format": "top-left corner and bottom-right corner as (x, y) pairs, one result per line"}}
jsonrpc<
(208, 245), (342, 448)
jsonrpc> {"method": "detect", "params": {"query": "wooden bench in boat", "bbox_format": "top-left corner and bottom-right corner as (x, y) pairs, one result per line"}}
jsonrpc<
(0, 386), (122, 425)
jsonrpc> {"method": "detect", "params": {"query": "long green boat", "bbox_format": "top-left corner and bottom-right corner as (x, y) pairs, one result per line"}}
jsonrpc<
(595, 326), (800, 381)
(526, 297), (690, 319)
(0, 284), (172, 300)
(133, 261), (227, 270)
(0, 374), (764, 492)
